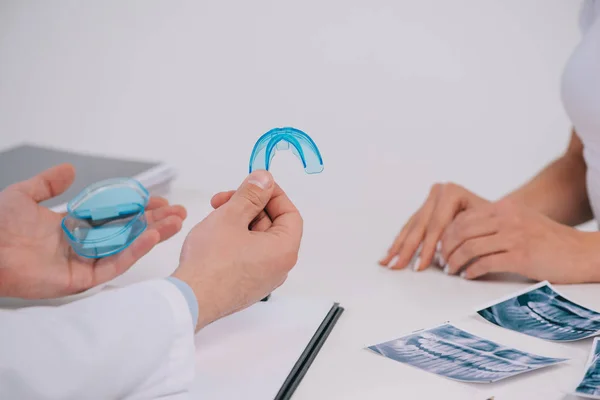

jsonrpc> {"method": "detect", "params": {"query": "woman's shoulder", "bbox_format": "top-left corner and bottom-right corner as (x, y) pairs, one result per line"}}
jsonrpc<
(579, 0), (599, 34)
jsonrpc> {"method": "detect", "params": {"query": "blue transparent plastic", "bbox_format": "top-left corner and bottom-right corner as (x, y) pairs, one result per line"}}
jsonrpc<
(61, 178), (149, 258)
(249, 127), (324, 174)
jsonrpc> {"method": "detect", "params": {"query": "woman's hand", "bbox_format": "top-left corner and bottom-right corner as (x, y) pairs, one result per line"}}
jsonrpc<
(379, 183), (489, 271)
(0, 164), (187, 299)
(441, 199), (600, 283)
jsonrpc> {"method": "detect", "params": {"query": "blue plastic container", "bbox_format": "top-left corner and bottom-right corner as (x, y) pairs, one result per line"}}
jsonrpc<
(61, 178), (149, 258)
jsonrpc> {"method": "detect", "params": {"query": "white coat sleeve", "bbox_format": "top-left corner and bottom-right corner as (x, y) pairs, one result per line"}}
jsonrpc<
(0, 279), (196, 400)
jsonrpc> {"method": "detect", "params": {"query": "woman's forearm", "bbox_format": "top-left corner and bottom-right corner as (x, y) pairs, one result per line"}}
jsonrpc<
(502, 130), (593, 226)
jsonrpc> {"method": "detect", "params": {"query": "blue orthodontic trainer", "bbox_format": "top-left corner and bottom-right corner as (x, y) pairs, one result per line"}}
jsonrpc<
(249, 127), (324, 174)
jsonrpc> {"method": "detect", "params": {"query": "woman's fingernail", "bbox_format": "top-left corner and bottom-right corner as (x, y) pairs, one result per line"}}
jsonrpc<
(413, 257), (421, 271)
(436, 241), (442, 252)
(460, 271), (467, 279)
(443, 264), (450, 274)
(438, 253), (446, 266)
(388, 255), (399, 268)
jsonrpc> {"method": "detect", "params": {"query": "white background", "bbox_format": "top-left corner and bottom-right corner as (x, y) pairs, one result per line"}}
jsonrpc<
(0, 0), (583, 210)
(1, 1), (596, 399)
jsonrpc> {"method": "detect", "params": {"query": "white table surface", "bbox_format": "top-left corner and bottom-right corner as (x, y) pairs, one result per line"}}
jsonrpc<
(108, 185), (600, 400)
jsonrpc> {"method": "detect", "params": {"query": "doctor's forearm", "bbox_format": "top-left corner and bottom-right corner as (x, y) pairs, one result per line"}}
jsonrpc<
(502, 130), (592, 226)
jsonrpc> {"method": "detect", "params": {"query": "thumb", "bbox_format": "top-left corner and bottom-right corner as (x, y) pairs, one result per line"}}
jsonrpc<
(11, 163), (76, 203)
(225, 170), (274, 225)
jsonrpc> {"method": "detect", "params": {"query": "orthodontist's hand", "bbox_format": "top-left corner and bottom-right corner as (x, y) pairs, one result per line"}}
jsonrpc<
(210, 187), (273, 232)
(379, 183), (489, 271)
(0, 164), (187, 299)
(172, 170), (303, 331)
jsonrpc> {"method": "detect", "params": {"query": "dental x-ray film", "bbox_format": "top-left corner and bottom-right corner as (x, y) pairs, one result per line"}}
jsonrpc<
(477, 281), (600, 342)
(366, 323), (565, 383)
(574, 338), (600, 398)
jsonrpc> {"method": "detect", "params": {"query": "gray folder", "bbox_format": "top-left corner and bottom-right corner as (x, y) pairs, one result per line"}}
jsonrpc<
(0, 144), (173, 210)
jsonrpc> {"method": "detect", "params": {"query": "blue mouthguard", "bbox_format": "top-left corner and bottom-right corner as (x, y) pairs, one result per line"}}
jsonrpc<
(61, 178), (149, 259)
(249, 127), (324, 174)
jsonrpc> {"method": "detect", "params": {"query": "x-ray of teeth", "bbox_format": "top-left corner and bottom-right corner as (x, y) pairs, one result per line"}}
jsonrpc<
(575, 338), (600, 399)
(366, 323), (565, 383)
(477, 282), (600, 342)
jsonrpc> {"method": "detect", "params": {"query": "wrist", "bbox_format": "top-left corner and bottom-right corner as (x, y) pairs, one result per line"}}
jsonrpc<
(499, 190), (531, 210)
(165, 277), (199, 329)
(582, 232), (600, 283)
(171, 266), (222, 332)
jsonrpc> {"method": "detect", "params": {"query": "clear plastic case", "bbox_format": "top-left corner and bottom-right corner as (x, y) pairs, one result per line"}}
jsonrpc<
(61, 178), (149, 258)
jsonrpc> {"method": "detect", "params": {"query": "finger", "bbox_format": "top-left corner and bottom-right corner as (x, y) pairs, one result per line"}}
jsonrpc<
(225, 171), (275, 225)
(11, 163), (76, 203)
(417, 184), (483, 271)
(149, 214), (185, 243)
(211, 191), (235, 209)
(388, 218), (424, 270)
(445, 234), (509, 275)
(92, 229), (161, 286)
(263, 183), (298, 221)
(416, 202), (456, 271)
(379, 213), (416, 266)
(432, 241), (445, 266)
(441, 208), (498, 264)
(145, 204), (187, 225)
(391, 185), (441, 270)
(146, 197), (169, 210)
(264, 183), (303, 244)
(460, 252), (512, 280)
(249, 210), (272, 232)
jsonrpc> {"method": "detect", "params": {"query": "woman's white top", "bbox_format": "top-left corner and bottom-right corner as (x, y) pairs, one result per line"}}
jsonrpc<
(562, 0), (600, 221)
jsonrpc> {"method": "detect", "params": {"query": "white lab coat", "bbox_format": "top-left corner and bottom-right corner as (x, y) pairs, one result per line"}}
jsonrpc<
(0, 280), (196, 400)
